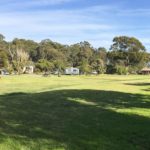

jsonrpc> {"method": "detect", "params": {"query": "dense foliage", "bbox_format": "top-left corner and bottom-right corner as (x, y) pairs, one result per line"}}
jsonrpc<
(0, 34), (149, 74)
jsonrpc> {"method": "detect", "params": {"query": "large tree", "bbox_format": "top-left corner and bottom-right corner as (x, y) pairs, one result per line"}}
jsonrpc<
(69, 41), (94, 68)
(109, 36), (148, 73)
(92, 47), (107, 74)
(8, 39), (30, 74)
(110, 36), (146, 52)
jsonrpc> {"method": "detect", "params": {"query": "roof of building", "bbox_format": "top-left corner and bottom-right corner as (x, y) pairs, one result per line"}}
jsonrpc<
(141, 67), (150, 71)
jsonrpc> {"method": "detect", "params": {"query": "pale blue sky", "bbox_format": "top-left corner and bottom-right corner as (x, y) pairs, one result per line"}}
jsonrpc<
(1, 0), (150, 50)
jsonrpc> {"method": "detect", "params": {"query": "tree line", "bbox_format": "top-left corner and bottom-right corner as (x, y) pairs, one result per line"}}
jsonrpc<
(0, 33), (149, 75)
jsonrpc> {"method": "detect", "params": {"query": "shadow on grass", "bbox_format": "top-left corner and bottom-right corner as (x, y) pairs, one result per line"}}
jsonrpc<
(0, 90), (150, 150)
(125, 82), (150, 92)
(125, 83), (150, 86)
(144, 88), (150, 91)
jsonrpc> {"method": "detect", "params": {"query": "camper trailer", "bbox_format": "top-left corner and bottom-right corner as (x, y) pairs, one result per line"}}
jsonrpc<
(65, 67), (79, 75)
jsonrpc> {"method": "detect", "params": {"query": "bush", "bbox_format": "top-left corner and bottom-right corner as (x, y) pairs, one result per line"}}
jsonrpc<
(35, 59), (54, 72)
(106, 65), (116, 74)
(116, 65), (128, 75)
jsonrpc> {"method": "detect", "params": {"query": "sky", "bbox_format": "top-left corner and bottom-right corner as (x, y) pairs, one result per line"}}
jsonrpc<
(1, 0), (150, 51)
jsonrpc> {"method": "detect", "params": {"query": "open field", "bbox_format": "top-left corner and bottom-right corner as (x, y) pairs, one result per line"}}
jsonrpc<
(0, 75), (150, 150)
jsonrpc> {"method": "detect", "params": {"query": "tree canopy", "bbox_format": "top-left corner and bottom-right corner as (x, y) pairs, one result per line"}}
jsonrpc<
(0, 34), (149, 75)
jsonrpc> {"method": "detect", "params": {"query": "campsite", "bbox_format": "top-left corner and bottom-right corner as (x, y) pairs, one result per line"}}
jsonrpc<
(1, 0), (150, 149)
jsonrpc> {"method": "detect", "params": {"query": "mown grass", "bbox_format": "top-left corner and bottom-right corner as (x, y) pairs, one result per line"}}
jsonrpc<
(0, 75), (150, 150)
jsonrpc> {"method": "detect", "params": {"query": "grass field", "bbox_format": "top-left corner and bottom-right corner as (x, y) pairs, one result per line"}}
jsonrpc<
(0, 75), (150, 150)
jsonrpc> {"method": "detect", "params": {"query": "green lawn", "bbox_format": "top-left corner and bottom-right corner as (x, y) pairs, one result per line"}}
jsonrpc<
(0, 75), (150, 150)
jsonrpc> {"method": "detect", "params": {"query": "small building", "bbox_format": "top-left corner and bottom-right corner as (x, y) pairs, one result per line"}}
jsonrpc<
(141, 67), (150, 75)
(65, 67), (79, 75)
(23, 66), (34, 74)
